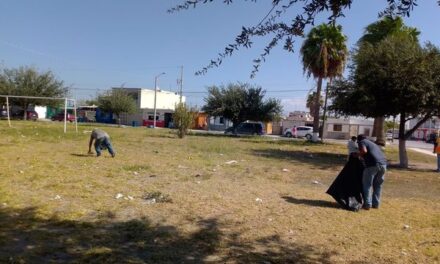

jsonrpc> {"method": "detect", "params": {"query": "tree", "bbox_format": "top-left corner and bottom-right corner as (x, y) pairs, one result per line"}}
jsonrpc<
(306, 91), (323, 118)
(173, 102), (195, 138)
(202, 83), (282, 127)
(0, 66), (68, 119)
(300, 24), (348, 142)
(329, 36), (440, 168)
(97, 89), (137, 126)
(358, 16), (420, 146)
(169, 0), (427, 77)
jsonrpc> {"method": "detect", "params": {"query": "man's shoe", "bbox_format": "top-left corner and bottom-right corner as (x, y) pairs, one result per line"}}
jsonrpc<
(111, 153), (116, 158)
(362, 205), (371, 210)
(372, 205), (379, 209)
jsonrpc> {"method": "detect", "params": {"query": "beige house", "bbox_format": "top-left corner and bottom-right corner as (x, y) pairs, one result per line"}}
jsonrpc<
(323, 117), (374, 140)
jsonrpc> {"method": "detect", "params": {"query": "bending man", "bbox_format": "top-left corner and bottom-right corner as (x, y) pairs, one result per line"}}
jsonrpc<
(357, 134), (387, 210)
(88, 128), (116, 157)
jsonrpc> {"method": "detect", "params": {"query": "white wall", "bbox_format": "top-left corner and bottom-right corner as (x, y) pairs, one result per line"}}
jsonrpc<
(140, 89), (185, 110)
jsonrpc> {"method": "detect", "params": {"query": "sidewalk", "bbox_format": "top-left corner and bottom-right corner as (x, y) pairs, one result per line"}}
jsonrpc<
(409, 148), (436, 157)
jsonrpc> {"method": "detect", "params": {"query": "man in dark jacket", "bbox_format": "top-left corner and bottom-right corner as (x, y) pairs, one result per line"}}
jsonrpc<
(357, 134), (387, 210)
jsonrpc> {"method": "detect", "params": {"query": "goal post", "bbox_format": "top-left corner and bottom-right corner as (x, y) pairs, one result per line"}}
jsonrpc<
(0, 95), (78, 133)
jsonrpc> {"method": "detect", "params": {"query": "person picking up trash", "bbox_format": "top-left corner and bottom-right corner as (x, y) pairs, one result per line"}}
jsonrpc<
(88, 128), (116, 157)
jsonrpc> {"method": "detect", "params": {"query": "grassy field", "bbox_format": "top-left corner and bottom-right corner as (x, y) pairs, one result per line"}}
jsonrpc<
(0, 121), (439, 263)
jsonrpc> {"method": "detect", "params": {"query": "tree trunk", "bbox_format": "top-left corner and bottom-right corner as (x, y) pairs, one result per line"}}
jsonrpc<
(117, 114), (121, 127)
(321, 80), (330, 142)
(398, 138), (408, 168)
(375, 116), (386, 146)
(372, 118), (378, 137)
(312, 77), (323, 142)
(398, 113), (408, 168)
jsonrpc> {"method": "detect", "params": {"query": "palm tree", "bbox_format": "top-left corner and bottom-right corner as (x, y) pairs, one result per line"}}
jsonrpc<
(358, 16), (419, 146)
(300, 24), (348, 142)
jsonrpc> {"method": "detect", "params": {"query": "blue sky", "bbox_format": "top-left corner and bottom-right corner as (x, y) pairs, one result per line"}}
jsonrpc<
(1, 0), (439, 114)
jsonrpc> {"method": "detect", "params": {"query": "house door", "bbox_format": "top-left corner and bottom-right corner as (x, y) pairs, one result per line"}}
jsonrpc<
(349, 125), (358, 137)
(164, 113), (173, 128)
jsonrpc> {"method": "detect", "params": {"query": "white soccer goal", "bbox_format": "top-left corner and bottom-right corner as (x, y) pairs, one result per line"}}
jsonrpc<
(0, 95), (78, 133)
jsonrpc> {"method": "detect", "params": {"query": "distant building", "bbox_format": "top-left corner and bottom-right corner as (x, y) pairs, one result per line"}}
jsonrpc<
(273, 111), (314, 135)
(408, 116), (439, 140)
(114, 87), (185, 127)
(323, 117), (374, 140)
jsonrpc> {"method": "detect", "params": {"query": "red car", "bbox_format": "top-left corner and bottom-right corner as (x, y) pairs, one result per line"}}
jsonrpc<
(9, 110), (39, 121)
(51, 113), (76, 122)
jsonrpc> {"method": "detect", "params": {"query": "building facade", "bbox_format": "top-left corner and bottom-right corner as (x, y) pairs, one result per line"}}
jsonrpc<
(115, 87), (185, 127)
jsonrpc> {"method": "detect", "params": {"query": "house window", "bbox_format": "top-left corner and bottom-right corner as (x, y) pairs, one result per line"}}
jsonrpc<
(219, 117), (224, 124)
(364, 128), (370, 136)
(148, 115), (159, 120)
(334, 124), (342, 132)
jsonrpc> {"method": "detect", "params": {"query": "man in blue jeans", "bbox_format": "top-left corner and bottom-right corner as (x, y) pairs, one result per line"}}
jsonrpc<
(88, 128), (116, 157)
(357, 134), (387, 210)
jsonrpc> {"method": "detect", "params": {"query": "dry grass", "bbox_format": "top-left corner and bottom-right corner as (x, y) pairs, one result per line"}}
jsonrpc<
(0, 121), (439, 263)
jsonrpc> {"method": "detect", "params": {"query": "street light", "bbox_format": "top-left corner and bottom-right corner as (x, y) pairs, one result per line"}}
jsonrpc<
(153, 72), (166, 128)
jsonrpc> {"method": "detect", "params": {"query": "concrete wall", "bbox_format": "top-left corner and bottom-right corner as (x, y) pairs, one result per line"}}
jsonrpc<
(140, 89), (184, 110)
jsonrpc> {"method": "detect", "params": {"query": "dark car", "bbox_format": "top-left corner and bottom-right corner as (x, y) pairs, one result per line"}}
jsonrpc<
(426, 132), (437, 144)
(224, 121), (264, 136)
(9, 110), (39, 121)
(51, 112), (76, 122)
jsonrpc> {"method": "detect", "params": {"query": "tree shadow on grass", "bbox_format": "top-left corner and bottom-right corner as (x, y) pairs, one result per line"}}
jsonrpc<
(251, 148), (346, 169)
(281, 196), (341, 210)
(0, 207), (337, 263)
(387, 162), (436, 173)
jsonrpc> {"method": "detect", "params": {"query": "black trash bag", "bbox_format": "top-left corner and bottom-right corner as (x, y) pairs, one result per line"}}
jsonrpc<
(326, 155), (364, 211)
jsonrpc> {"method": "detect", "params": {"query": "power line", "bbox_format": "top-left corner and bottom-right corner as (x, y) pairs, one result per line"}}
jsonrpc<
(183, 89), (309, 94)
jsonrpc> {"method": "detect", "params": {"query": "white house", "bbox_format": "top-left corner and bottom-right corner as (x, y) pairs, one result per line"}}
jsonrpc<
(115, 87), (185, 127)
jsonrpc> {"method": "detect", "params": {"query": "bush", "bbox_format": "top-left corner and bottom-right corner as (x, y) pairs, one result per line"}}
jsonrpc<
(173, 103), (195, 138)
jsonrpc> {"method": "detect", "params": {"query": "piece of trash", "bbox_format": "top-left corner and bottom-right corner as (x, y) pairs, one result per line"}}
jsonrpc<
(195, 174), (201, 177)
(83, 130), (92, 133)
(2, 203), (8, 207)
(312, 180), (320, 185)
(178, 165), (188, 169)
(115, 193), (124, 199)
(19, 170), (24, 174)
(53, 195), (62, 200)
(403, 224), (410, 229)
(255, 198), (263, 203)
(149, 175), (157, 178)
(145, 198), (156, 204)
(127, 195), (134, 200)
(225, 160), (238, 165)
(143, 191), (172, 203)
(282, 168), (289, 172)
(219, 153), (224, 156)
(196, 181), (201, 184)
(133, 172), (139, 175)
(401, 251), (408, 256)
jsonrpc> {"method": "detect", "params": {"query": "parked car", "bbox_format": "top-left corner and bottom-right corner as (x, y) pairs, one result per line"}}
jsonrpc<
(386, 129), (399, 140)
(283, 126), (313, 140)
(224, 121), (265, 136)
(51, 112), (76, 122)
(9, 110), (39, 121)
(426, 132), (437, 144)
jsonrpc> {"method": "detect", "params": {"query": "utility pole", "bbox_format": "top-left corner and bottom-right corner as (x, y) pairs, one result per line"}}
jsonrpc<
(179, 65), (183, 103)
(153, 72), (166, 128)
